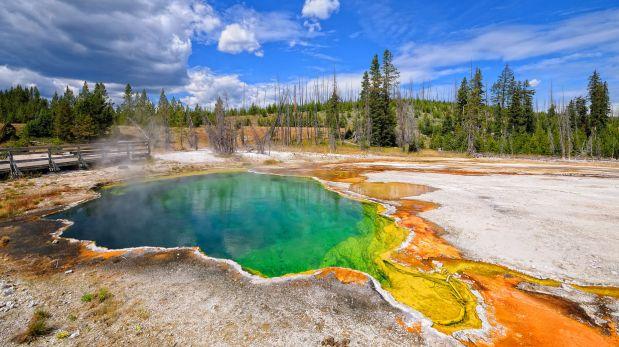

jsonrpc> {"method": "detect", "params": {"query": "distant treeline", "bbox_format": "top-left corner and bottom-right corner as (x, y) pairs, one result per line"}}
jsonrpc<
(424, 66), (618, 158)
(0, 60), (617, 158)
(0, 83), (114, 144)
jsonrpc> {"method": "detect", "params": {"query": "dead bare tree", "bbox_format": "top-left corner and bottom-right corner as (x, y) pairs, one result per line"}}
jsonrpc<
(127, 116), (150, 142)
(557, 113), (571, 159)
(296, 81), (302, 145)
(395, 91), (407, 151)
(249, 91), (287, 154)
(204, 97), (236, 154)
(395, 90), (420, 152)
(126, 116), (155, 153)
(162, 113), (171, 150)
(239, 120), (246, 148)
(313, 81), (320, 144)
(187, 112), (198, 150)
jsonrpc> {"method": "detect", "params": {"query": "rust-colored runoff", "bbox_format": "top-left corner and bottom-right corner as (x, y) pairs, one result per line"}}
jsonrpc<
(302, 164), (619, 346)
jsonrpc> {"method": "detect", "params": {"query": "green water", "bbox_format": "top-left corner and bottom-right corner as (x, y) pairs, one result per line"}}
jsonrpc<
(51, 172), (391, 277)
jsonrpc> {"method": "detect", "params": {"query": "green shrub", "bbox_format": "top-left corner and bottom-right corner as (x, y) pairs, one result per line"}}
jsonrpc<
(97, 288), (111, 302)
(12, 309), (51, 343)
(0, 123), (18, 142)
(25, 109), (53, 137)
(81, 293), (94, 302)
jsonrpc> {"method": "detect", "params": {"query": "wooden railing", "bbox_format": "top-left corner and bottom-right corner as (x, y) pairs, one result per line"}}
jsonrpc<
(0, 140), (150, 178)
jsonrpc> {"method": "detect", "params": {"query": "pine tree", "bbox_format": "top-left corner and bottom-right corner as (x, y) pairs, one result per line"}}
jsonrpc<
(157, 89), (170, 119)
(456, 77), (468, 125)
(92, 83), (114, 137)
(588, 70), (610, 133)
(491, 65), (516, 137)
(508, 82), (523, 132)
(368, 54), (384, 146)
(547, 103), (558, 155)
(464, 68), (484, 154)
(157, 89), (171, 149)
(521, 80), (535, 133)
(134, 89), (153, 125)
(531, 115), (550, 155)
(567, 99), (577, 131)
(548, 103), (557, 120)
(73, 82), (98, 141)
(574, 96), (589, 135)
(53, 87), (75, 141)
(360, 71), (370, 105)
(357, 71), (371, 148)
(326, 75), (340, 150)
(382, 49), (399, 99)
(120, 83), (134, 124)
(380, 49), (398, 146)
(491, 64), (516, 109)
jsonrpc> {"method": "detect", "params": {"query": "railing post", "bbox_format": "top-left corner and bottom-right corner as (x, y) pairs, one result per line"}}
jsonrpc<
(8, 150), (22, 179)
(48, 147), (60, 172)
(76, 145), (88, 169)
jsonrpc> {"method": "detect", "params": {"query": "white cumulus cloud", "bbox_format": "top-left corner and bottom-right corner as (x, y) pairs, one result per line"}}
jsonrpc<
(529, 79), (541, 87)
(182, 67), (268, 108)
(216, 5), (314, 56)
(302, 0), (340, 20)
(218, 23), (262, 56)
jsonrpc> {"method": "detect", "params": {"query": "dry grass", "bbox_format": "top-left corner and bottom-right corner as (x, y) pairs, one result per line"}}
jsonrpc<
(90, 298), (120, 326)
(12, 309), (52, 343)
(81, 288), (119, 327)
(116, 124), (472, 159)
(0, 194), (40, 219)
(265, 142), (466, 159)
(0, 182), (76, 219)
(0, 235), (9, 247)
(262, 159), (280, 165)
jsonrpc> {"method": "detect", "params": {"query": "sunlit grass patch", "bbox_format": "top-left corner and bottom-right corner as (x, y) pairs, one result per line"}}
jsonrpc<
(13, 309), (52, 343)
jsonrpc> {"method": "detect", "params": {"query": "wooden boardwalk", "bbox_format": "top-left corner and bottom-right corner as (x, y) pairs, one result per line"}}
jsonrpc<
(0, 140), (149, 178)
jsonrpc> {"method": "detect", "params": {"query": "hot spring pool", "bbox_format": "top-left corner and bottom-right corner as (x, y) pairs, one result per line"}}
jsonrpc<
(50, 172), (396, 278)
(50, 171), (484, 332)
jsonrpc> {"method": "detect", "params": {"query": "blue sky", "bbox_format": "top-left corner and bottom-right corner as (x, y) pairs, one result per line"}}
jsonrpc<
(0, 0), (617, 111)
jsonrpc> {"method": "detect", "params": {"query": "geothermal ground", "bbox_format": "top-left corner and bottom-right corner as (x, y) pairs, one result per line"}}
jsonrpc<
(363, 169), (619, 286)
(1, 149), (618, 346)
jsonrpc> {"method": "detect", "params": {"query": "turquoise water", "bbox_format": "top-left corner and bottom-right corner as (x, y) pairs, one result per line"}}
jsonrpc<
(51, 172), (375, 277)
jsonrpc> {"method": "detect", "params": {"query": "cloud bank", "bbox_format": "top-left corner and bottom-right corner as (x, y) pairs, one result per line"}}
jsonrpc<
(0, 0), (220, 87)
